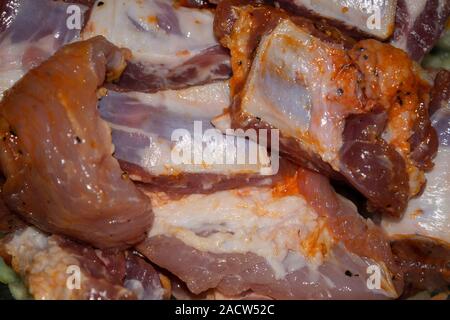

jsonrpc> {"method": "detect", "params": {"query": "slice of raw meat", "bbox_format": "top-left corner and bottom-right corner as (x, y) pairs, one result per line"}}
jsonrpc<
(82, 0), (231, 93)
(0, 36), (152, 249)
(137, 167), (402, 299)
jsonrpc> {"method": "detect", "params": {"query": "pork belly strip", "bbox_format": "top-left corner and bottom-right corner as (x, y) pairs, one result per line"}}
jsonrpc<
(214, 3), (438, 217)
(98, 82), (279, 194)
(0, 227), (166, 300)
(81, 0), (231, 93)
(137, 167), (402, 299)
(0, 0), (90, 97)
(0, 36), (153, 249)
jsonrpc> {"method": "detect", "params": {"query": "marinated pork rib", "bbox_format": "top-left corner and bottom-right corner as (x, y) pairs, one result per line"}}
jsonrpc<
(137, 167), (402, 299)
(214, 3), (438, 217)
(0, 0), (89, 96)
(0, 36), (152, 249)
(0, 227), (166, 300)
(270, 1), (450, 60)
(374, 71), (450, 296)
(391, 0), (450, 61)
(99, 82), (278, 194)
(82, 0), (231, 93)
(382, 71), (450, 245)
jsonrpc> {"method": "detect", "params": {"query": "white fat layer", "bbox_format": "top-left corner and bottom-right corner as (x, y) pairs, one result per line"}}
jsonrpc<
(382, 105), (450, 244)
(241, 19), (348, 169)
(277, 0), (397, 39)
(148, 187), (334, 279)
(83, 0), (218, 66)
(105, 82), (272, 176)
(124, 279), (164, 300)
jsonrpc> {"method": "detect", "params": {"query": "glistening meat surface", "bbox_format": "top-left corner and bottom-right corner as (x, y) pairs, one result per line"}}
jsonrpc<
(214, 3), (438, 217)
(0, 36), (152, 249)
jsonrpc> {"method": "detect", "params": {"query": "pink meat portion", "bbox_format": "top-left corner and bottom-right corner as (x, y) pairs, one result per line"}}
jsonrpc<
(0, 36), (153, 249)
(137, 168), (402, 299)
(139, 236), (391, 300)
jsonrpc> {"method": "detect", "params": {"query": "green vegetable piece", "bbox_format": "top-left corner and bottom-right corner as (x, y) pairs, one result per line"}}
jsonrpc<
(0, 257), (18, 284)
(8, 281), (31, 300)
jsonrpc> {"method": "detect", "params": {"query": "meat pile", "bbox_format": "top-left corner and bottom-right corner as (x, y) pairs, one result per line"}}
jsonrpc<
(0, 0), (448, 300)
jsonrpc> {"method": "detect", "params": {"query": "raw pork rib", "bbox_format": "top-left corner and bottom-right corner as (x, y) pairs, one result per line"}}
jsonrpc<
(82, 0), (231, 93)
(137, 167), (402, 299)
